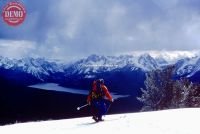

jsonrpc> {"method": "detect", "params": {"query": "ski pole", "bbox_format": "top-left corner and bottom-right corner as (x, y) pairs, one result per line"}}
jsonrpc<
(106, 100), (113, 114)
(77, 104), (89, 111)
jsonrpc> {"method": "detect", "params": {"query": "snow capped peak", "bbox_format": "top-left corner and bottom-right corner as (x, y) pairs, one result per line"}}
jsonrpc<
(86, 54), (106, 62)
(0, 52), (200, 81)
(67, 54), (163, 76)
(175, 56), (200, 77)
(127, 50), (200, 63)
(0, 56), (64, 81)
(0, 56), (15, 69)
(66, 52), (200, 78)
(151, 50), (200, 64)
(138, 54), (158, 70)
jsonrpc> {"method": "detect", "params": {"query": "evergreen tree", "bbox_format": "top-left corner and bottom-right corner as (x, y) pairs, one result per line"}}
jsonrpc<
(138, 65), (200, 111)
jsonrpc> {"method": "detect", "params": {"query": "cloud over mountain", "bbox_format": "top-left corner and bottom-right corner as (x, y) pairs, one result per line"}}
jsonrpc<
(0, 0), (200, 60)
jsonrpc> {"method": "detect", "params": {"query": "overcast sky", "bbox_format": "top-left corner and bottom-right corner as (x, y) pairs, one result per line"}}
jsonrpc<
(0, 0), (200, 60)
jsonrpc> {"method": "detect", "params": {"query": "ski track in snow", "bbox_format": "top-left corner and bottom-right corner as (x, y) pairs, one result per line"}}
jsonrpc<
(0, 108), (199, 134)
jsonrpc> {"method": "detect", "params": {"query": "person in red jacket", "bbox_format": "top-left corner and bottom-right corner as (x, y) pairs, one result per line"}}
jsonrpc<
(87, 79), (113, 122)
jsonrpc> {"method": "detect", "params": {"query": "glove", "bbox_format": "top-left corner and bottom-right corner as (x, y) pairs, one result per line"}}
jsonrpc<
(87, 101), (91, 105)
(110, 98), (114, 103)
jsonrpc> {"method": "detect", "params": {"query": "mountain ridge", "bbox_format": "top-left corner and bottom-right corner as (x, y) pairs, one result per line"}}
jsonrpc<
(0, 54), (199, 86)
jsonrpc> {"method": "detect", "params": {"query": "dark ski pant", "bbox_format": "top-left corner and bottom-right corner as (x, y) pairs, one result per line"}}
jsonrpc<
(90, 99), (110, 119)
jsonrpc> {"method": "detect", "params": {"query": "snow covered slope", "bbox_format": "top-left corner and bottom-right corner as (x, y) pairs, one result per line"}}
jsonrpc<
(175, 56), (200, 77)
(0, 108), (199, 134)
(0, 56), (64, 81)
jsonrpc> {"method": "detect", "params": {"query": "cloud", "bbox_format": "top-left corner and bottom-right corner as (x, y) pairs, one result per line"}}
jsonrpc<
(127, 50), (200, 62)
(0, 40), (36, 58)
(0, 0), (200, 60)
(152, 0), (180, 10)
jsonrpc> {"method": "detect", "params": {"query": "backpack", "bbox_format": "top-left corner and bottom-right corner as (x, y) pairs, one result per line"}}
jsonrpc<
(91, 80), (105, 99)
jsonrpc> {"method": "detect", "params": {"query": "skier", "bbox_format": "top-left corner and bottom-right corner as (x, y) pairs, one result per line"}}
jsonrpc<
(87, 79), (113, 122)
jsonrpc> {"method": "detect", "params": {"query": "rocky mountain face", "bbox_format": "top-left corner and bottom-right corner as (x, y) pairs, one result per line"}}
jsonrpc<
(0, 54), (199, 92)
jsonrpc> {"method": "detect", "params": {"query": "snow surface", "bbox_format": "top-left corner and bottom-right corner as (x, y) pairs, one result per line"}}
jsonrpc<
(0, 108), (199, 134)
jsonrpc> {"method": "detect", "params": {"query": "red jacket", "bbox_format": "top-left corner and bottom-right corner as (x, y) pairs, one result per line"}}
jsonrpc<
(87, 81), (112, 102)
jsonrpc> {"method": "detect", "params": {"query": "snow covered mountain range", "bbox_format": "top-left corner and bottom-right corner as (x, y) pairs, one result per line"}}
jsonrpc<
(0, 54), (199, 85)
(65, 54), (161, 77)
(0, 56), (65, 80)
(175, 56), (200, 78)
(0, 54), (199, 77)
